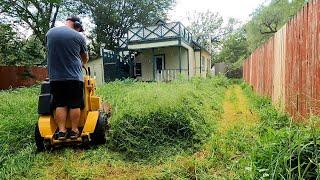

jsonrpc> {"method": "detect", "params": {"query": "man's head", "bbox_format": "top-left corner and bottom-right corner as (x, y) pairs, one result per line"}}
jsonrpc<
(65, 16), (84, 32)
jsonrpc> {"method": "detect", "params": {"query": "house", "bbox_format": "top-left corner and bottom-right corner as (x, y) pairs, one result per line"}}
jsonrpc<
(118, 21), (212, 81)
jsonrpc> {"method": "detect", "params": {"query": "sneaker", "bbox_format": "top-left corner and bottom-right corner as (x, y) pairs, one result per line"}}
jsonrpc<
(56, 131), (67, 140)
(69, 130), (80, 139)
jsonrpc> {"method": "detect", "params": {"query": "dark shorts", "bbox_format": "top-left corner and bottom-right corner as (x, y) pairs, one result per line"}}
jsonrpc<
(50, 80), (84, 109)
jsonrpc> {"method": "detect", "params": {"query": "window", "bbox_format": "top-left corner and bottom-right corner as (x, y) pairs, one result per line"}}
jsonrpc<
(135, 63), (142, 76)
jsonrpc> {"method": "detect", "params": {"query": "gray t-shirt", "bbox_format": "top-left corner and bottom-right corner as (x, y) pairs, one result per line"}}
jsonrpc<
(46, 26), (87, 82)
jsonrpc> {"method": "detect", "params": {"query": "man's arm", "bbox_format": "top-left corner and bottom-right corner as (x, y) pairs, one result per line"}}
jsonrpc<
(79, 35), (88, 64)
(80, 52), (89, 64)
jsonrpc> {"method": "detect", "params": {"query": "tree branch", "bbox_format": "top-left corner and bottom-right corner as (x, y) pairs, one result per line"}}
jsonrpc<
(51, 4), (60, 28)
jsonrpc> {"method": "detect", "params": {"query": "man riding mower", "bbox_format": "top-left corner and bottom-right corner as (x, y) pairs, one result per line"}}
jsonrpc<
(35, 66), (111, 151)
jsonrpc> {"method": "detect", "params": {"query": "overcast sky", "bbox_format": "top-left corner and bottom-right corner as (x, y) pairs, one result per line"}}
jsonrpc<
(168, 0), (269, 25)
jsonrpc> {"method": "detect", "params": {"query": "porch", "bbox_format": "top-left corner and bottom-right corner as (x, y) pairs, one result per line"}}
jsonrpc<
(134, 46), (190, 82)
(155, 69), (188, 82)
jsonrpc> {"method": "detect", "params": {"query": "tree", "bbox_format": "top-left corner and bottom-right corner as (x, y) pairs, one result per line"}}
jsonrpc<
(187, 10), (240, 64)
(0, 0), (63, 45)
(0, 24), (45, 66)
(245, 0), (307, 51)
(187, 10), (223, 49)
(0, 24), (21, 65)
(79, 0), (176, 50)
(217, 29), (249, 65)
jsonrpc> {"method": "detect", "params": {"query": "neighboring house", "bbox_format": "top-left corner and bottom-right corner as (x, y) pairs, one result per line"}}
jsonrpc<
(87, 57), (104, 86)
(214, 62), (226, 75)
(118, 20), (211, 81)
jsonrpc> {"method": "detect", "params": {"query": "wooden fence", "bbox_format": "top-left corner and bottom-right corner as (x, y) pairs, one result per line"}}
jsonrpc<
(0, 66), (48, 90)
(243, 0), (320, 121)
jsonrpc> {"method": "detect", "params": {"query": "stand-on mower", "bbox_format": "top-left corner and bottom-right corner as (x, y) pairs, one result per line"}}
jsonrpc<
(35, 66), (111, 151)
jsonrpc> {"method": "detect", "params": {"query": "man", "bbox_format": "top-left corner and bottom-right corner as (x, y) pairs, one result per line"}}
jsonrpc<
(46, 16), (88, 140)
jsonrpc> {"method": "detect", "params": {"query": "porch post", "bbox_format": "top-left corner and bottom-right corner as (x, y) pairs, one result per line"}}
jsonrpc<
(152, 48), (156, 81)
(200, 49), (202, 76)
(187, 48), (190, 79)
(179, 46), (182, 74)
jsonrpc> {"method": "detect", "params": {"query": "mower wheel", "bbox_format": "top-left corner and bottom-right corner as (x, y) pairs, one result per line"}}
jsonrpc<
(35, 123), (51, 151)
(90, 113), (108, 145)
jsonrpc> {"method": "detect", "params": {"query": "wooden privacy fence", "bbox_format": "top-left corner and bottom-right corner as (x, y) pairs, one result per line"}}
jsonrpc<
(0, 66), (48, 90)
(243, 0), (320, 121)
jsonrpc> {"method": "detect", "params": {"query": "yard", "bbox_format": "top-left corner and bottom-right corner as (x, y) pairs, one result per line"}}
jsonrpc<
(0, 77), (319, 179)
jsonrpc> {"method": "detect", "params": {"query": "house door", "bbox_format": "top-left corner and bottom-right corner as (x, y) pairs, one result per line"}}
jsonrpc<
(155, 55), (165, 73)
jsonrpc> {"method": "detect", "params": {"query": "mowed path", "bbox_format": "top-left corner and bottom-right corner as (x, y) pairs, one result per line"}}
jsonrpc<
(218, 85), (259, 134)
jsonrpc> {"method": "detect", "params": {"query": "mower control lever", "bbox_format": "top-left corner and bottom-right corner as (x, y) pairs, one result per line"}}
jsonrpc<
(82, 65), (91, 77)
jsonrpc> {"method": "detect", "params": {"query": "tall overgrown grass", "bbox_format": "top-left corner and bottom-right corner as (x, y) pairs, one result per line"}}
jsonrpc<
(97, 77), (229, 160)
(241, 83), (320, 179)
(1, 77), (318, 179)
(0, 77), (230, 178)
(0, 87), (39, 178)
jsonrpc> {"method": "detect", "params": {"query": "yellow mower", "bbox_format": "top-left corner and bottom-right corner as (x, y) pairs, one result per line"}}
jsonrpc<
(35, 66), (111, 151)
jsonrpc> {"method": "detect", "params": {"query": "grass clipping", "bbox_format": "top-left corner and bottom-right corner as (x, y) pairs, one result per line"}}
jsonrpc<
(98, 78), (227, 160)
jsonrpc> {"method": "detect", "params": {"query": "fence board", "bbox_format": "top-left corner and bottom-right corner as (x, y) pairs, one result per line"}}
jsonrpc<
(0, 66), (47, 90)
(243, 0), (320, 121)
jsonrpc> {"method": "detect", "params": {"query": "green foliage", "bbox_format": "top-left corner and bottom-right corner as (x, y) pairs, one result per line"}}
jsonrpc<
(97, 77), (228, 160)
(187, 11), (240, 64)
(0, 24), (20, 65)
(0, 0), (64, 45)
(187, 11), (223, 48)
(0, 25), (45, 65)
(215, 29), (248, 79)
(245, 0), (307, 52)
(79, 0), (175, 50)
(216, 0), (307, 69)
(19, 37), (46, 65)
(216, 29), (249, 64)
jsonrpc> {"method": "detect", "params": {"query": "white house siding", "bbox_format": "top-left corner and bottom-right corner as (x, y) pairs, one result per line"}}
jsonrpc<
(193, 50), (211, 77)
(201, 50), (211, 77)
(135, 46), (190, 81)
(181, 41), (195, 78)
(128, 40), (179, 50)
(88, 57), (104, 86)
